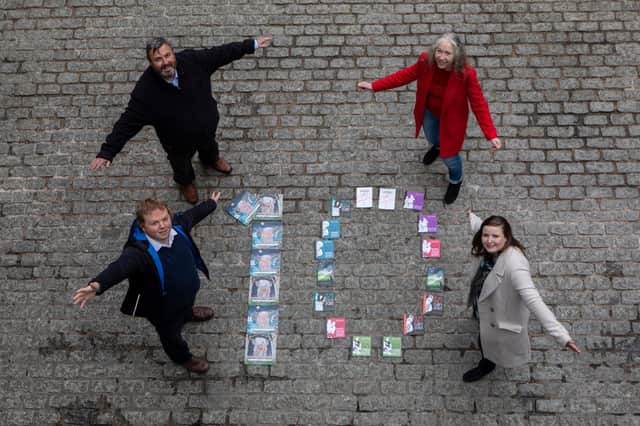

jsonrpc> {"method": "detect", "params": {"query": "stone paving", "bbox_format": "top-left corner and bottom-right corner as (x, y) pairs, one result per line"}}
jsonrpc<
(1, 0), (639, 425)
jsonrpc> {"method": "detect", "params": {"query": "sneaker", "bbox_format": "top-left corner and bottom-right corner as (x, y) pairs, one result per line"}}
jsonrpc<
(443, 181), (463, 205)
(180, 183), (198, 204)
(183, 356), (209, 373)
(462, 358), (496, 382)
(422, 146), (440, 165)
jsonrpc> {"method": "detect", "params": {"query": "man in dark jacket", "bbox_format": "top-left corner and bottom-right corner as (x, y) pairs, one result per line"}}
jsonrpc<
(90, 36), (272, 204)
(73, 191), (221, 373)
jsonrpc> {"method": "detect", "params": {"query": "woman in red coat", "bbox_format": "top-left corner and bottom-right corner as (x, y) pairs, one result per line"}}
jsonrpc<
(358, 33), (502, 204)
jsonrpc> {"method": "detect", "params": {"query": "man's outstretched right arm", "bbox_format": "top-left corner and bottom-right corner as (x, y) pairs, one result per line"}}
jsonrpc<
(91, 95), (149, 170)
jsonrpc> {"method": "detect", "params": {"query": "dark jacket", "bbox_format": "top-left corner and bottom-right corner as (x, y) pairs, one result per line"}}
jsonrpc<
(92, 199), (216, 320)
(97, 39), (256, 160)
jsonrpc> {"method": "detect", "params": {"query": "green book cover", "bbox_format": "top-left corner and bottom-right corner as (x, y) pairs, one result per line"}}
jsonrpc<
(351, 336), (371, 357)
(382, 336), (402, 358)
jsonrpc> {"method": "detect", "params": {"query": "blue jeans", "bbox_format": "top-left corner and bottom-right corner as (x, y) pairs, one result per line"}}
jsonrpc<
(422, 110), (463, 184)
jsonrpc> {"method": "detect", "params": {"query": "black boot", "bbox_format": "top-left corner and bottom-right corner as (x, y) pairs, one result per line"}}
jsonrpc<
(422, 146), (440, 165)
(443, 181), (463, 204)
(462, 358), (496, 382)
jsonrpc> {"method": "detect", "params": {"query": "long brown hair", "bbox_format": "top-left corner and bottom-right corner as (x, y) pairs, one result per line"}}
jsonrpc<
(471, 216), (526, 257)
(427, 32), (468, 74)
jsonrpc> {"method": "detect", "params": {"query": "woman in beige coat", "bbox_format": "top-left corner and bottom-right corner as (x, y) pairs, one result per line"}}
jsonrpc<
(464, 211), (580, 382)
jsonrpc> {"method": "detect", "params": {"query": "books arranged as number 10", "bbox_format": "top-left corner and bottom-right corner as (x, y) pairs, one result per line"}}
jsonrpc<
(331, 198), (352, 217)
(247, 304), (279, 332)
(378, 188), (396, 210)
(423, 292), (444, 316)
(314, 291), (336, 312)
(244, 332), (277, 365)
(248, 274), (279, 304)
(250, 249), (281, 275)
(403, 313), (425, 336)
(426, 266), (444, 291)
(356, 187), (373, 208)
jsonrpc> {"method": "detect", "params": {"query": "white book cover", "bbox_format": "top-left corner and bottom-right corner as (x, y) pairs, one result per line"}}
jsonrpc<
(378, 188), (396, 210)
(356, 187), (373, 208)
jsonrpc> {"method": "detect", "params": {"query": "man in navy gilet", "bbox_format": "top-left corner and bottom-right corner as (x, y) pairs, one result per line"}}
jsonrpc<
(73, 191), (221, 373)
(90, 36), (272, 204)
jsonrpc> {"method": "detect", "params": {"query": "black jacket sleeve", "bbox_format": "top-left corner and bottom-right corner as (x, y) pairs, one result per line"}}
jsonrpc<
(175, 199), (218, 232)
(188, 39), (256, 76)
(97, 91), (151, 161)
(92, 247), (147, 294)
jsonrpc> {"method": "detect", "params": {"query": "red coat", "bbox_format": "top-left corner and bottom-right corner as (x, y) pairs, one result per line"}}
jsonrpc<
(372, 52), (497, 158)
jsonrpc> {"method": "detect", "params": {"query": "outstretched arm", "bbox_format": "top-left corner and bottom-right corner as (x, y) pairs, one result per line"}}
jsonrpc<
(73, 282), (100, 309)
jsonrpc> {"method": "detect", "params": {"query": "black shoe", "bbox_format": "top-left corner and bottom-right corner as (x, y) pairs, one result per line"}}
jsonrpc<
(422, 147), (440, 165)
(443, 181), (463, 204)
(463, 358), (496, 382)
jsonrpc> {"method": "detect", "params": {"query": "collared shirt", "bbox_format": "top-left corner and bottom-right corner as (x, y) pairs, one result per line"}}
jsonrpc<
(146, 228), (178, 251)
(167, 69), (179, 88)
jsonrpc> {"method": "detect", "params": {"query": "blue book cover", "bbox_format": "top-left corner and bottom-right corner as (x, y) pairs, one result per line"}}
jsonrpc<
(321, 219), (340, 239)
(244, 332), (277, 365)
(247, 304), (279, 332)
(315, 240), (335, 260)
(252, 221), (283, 249)
(224, 191), (260, 225)
(250, 249), (281, 276)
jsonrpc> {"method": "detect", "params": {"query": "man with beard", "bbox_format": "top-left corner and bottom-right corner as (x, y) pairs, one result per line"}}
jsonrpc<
(91, 36), (272, 203)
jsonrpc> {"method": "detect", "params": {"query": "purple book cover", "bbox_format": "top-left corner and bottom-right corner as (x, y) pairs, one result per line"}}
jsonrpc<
(403, 191), (424, 211)
(418, 214), (438, 233)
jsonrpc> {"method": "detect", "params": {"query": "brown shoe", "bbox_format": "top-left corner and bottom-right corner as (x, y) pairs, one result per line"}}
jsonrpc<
(212, 157), (233, 175)
(180, 183), (198, 204)
(190, 306), (214, 322)
(182, 356), (209, 373)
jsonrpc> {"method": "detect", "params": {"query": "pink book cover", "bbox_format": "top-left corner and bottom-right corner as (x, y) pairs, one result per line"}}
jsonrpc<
(421, 239), (441, 258)
(326, 317), (346, 339)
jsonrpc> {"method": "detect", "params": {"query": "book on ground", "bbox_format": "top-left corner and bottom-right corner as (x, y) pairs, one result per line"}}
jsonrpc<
(421, 239), (441, 258)
(418, 214), (438, 234)
(403, 191), (424, 211)
(378, 188), (396, 210)
(331, 198), (352, 217)
(423, 291), (444, 316)
(314, 291), (336, 312)
(426, 266), (444, 292)
(352, 336), (371, 357)
(246, 304), (279, 332)
(356, 187), (373, 208)
(252, 221), (283, 249)
(382, 336), (402, 357)
(403, 313), (425, 336)
(255, 193), (283, 221)
(317, 260), (335, 286)
(225, 191), (260, 225)
(248, 274), (280, 304)
(244, 332), (277, 365)
(321, 219), (340, 239)
(326, 317), (346, 338)
(250, 249), (281, 275)
(315, 240), (335, 260)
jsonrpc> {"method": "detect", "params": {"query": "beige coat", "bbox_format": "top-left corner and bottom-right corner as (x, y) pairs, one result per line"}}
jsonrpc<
(469, 213), (572, 368)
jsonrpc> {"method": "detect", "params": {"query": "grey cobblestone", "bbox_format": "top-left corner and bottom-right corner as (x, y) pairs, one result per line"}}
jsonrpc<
(1, 0), (639, 425)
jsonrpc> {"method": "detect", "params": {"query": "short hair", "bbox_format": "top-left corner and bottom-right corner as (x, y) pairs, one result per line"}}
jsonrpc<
(146, 37), (172, 61)
(471, 215), (526, 258)
(429, 32), (468, 73)
(135, 198), (173, 226)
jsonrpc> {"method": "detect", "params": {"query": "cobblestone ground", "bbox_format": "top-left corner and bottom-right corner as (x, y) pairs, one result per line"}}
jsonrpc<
(1, 1), (639, 425)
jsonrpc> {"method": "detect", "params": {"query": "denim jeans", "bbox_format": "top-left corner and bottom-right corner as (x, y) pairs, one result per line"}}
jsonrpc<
(422, 110), (463, 184)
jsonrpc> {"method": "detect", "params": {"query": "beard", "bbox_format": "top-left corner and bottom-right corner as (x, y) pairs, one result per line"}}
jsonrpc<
(156, 60), (177, 81)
